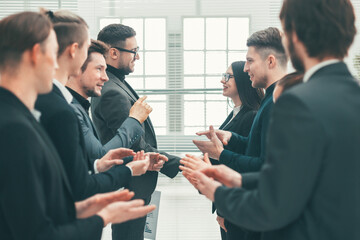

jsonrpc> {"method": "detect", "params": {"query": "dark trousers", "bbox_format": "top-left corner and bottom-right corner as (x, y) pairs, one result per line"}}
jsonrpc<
(112, 197), (151, 240)
(220, 219), (261, 240)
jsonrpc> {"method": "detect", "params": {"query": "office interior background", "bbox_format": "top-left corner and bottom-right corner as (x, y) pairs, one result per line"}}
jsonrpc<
(1, 0), (359, 239)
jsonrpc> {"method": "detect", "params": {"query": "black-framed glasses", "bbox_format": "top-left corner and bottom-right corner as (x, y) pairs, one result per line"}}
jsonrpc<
(222, 73), (234, 82)
(112, 46), (140, 60)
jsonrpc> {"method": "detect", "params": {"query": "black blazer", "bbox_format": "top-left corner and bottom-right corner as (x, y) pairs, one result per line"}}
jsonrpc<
(0, 88), (104, 240)
(219, 83), (275, 173)
(91, 68), (180, 199)
(214, 62), (360, 240)
(35, 85), (132, 201)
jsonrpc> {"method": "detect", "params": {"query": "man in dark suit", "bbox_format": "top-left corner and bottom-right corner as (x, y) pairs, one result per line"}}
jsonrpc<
(185, 27), (288, 240)
(0, 11), (155, 240)
(35, 14), (150, 202)
(91, 24), (180, 240)
(66, 39), (166, 173)
(186, 0), (360, 239)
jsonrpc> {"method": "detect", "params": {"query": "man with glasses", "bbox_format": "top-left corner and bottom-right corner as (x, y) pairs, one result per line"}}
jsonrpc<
(91, 23), (180, 240)
(184, 27), (288, 240)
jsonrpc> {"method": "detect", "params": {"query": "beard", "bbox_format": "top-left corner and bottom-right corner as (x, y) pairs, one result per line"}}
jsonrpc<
(288, 35), (305, 72)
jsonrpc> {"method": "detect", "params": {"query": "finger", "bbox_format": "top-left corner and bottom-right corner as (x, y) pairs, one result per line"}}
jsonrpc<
(137, 95), (147, 103)
(203, 153), (211, 165)
(180, 159), (197, 170)
(196, 130), (210, 136)
(107, 159), (124, 165)
(128, 204), (156, 219)
(158, 154), (168, 162)
(209, 125), (218, 142)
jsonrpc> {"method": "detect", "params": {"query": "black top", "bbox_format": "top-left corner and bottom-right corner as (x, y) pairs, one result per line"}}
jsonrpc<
(0, 87), (104, 239)
(67, 87), (91, 115)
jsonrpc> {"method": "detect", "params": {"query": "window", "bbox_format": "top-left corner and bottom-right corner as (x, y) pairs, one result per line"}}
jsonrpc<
(99, 17), (167, 134)
(183, 17), (250, 134)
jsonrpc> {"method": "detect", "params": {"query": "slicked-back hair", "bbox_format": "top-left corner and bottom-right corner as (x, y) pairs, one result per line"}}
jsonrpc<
(53, 22), (88, 56)
(280, 0), (356, 60)
(0, 11), (52, 72)
(277, 71), (304, 93)
(81, 40), (109, 72)
(97, 24), (136, 47)
(247, 27), (288, 69)
(232, 61), (264, 110)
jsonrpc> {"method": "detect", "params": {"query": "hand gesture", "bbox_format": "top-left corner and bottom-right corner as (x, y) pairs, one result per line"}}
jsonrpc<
(97, 148), (135, 172)
(75, 189), (134, 219)
(179, 153), (211, 171)
(147, 152), (168, 172)
(196, 127), (232, 145)
(193, 126), (225, 160)
(200, 165), (242, 188)
(129, 96), (152, 124)
(126, 151), (150, 176)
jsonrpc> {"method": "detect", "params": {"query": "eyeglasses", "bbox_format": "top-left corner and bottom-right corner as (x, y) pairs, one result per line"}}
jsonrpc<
(112, 46), (139, 60)
(222, 73), (234, 82)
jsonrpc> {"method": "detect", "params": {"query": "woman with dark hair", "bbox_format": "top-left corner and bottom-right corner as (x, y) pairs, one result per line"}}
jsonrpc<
(214, 61), (264, 240)
(219, 61), (264, 135)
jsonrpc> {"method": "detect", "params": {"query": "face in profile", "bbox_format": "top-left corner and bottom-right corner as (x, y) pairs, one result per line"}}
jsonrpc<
(116, 36), (139, 74)
(244, 46), (268, 88)
(282, 28), (304, 72)
(221, 65), (238, 99)
(35, 29), (59, 94)
(79, 52), (109, 97)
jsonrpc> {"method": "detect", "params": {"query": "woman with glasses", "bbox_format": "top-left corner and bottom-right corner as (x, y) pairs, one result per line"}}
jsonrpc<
(216, 61), (264, 240)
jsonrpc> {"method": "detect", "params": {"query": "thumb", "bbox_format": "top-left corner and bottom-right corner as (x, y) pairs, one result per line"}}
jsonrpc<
(137, 95), (147, 103)
(209, 125), (217, 141)
(203, 153), (211, 165)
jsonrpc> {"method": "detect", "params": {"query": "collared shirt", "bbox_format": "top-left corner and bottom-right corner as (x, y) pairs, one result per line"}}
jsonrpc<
(53, 79), (73, 104)
(303, 59), (341, 83)
(31, 109), (42, 122)
(67, 87), (91, 115)
(222, 105), (242, 130)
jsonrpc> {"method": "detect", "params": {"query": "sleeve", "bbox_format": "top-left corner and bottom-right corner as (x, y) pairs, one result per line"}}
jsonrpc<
(0, 124), (104, 240)
(98, 89), (180, 179)
(213, 93), (327, 231)
(218, 106), (272, 173)
(42, 109), (131, 201)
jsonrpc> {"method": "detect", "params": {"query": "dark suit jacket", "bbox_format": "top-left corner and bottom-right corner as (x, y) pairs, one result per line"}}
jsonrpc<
(214, 62), (360, 240)
(219, 83), (275, 173)
(0, 87), (104, 240)
(69, 90), (144, 161)
(35, 84), (132, 201)
(91, 67), (180, 199)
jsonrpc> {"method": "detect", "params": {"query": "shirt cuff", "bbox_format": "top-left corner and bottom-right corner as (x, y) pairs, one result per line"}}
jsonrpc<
(125, 165), (133, 176)
(94, 159), (99, 174)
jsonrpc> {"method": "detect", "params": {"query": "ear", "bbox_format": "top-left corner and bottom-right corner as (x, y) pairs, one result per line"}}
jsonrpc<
(109, 48), (118, 60)
(267, 55), (276, 69)
(29, 43), (42, 66)
(69, 42), (79, 59)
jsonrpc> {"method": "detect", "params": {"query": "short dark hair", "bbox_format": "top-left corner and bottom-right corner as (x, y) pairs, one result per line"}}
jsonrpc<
(53, 22), (88, 56)
(0, 12), (52, 72)
(247, 27), (288, 68)
(280, 0), (356, 59)
(97, 24), (136, 47)
(277, 71), (303, 93)
(81, 40), (109, 72)
(232, 61), (264, 110)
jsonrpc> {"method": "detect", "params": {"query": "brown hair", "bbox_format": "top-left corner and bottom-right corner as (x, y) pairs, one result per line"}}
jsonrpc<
(280, 0), (356, 59)
(0, 11), (52, 72)
(81, 40), (109, 72)
(247, 27), (288, 69)
(277, 71), (304, 93)
(53, 22), (88, 56)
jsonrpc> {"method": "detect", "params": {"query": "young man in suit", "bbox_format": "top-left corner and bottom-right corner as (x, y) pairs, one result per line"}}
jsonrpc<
(183, 27), (288, 240)
(66, 39), (166, 172)
(91, 24), (180, 240)
(0, 11), (155, 240)
(35, 12), (150, 202)
(186, 0), (360, 239)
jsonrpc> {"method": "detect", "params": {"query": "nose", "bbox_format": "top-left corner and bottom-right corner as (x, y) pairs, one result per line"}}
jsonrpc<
(220, 78), (226, 84)
(102, 71), (109, 82)
(135, 52), (140, 61)
(244, 62), (249, 72)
